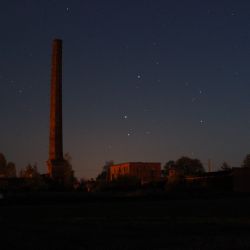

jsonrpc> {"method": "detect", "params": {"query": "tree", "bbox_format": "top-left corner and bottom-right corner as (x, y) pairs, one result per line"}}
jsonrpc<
(19, 163), (49, 190)
(96, 160), (114, 181)
(103, 160), (114, 172)
(6, 162), (16, 177)
(162, 160), (175, 176)
(20, 163), (39, 178)
(111, 175), (140, 191)
(220, 162), (231, 171)
(175, 156), (205, 176)
(242, 154), (250, 168)
(0, 153), (7, 170)
(0, 153), (16, 177)
(64, 153), (72, 166)
(64, 152), (73, 174)
(63, 153), (75, 188)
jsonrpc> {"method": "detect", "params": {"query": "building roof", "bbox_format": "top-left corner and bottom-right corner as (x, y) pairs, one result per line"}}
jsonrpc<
(111, 162), (161, 167)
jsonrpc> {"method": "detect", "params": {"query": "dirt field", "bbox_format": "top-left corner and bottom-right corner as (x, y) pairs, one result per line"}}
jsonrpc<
(0, 193), (250, 249)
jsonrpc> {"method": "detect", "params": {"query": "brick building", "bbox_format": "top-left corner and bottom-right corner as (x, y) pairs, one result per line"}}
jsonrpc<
(232, 167), (250, 192)
(108, 162), (161, 183)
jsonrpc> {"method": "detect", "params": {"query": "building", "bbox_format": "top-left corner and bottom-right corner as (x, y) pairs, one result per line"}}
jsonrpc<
(232, 167), (250, 192)
(108, 162), (161, 184)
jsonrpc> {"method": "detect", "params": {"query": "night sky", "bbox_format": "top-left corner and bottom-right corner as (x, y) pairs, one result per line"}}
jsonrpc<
(1, 0), (250, 178)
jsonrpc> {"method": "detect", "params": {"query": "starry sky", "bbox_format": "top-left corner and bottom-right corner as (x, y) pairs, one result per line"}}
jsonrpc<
(1, 0), (250, 178)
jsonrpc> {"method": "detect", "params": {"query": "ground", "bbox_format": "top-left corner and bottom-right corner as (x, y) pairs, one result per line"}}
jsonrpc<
(0, 193), (250, 249)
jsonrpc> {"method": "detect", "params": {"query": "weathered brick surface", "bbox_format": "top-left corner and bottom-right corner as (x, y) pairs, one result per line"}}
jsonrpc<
(47, 39), (70, 183)
(108, 162), (161, 183)
(49, 39), (63, 162)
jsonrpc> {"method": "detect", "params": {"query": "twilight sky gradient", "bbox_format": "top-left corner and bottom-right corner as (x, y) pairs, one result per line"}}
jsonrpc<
(1, 0), (250, 178)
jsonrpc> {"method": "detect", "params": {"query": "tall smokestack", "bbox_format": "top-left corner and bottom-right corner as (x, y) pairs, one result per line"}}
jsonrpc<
(49, 39), (63, 161)
(47, 39), (73, 186)
(47, 39), (68, 183)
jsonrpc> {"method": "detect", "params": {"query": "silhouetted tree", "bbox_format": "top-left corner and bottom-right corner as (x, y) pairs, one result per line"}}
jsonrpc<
(96, 160), (114, 181)
(6, 162), (16, 177)
(0, 153), (16, 177)
(162, 160), (175, 176)
(20, 163), (39, 178)
(103, 160), (114, 172)
(63, 153), (76, 188)
(242, 154), (250, 168)
(64, 153), (72, 166)
(106, 175), (141, 192)
(64, 152), (73, 173)
(220, 161), (231, 171)
(19, 163), (49, 190)
(175, 156), (205, 176)
(0, 153), (7, 170)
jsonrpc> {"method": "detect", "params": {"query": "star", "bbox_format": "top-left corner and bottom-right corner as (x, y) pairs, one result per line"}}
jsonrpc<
(123, 115), (128, 119)
(233, 71), (240, 77)
(137, 74), (141, 79)
(200, 120), (205, 126)
(127, 128), (134, 136)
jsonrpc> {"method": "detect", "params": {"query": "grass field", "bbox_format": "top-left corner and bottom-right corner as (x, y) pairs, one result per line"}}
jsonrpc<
(0, 193), (250, 249)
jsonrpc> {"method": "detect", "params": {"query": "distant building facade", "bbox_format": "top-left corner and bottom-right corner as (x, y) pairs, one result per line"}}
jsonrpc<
(108, 162), (161, 183)
(232, 167), (250, 192)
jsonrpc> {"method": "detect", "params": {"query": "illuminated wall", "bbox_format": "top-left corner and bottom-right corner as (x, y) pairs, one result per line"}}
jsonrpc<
(108, 162), (161, 183)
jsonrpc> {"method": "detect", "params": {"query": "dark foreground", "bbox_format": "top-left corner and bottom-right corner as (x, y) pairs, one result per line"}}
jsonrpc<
(1, 193), (250, 250)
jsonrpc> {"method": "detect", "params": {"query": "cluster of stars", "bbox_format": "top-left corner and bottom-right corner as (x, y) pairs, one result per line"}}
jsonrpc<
(127, 128), (133, 137)
(184, 81), (207, 127)
(200, 120), (205, 126)
(120, 114), (152, 137)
